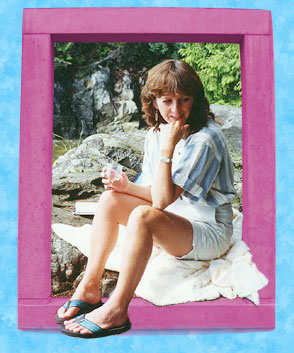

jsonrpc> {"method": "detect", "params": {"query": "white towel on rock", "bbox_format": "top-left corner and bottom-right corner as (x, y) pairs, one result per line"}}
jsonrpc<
(52, 209), (268, 306)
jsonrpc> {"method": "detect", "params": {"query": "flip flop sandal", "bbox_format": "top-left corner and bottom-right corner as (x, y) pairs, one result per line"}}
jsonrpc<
(60, 314), (131, 338)
(55, 300), (103, 324)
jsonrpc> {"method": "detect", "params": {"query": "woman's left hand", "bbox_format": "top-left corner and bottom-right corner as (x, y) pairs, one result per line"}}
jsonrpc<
(100, 167), (129, 192)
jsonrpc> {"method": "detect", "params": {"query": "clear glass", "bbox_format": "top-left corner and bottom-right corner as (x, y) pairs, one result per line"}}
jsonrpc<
(106, 163), (123, 182)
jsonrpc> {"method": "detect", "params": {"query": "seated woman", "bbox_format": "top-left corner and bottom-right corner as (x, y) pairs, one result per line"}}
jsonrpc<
(56, 59), (237, 338)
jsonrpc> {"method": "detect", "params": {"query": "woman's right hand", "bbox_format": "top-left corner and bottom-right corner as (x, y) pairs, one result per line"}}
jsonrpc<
(100, 167), (129, 193)
(160, 121), (190, 154)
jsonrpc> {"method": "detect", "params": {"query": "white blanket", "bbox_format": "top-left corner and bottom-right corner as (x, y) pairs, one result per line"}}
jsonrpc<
(52, 209), (268, 306)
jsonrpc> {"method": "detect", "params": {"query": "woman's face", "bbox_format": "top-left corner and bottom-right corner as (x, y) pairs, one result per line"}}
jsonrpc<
(154, 92), (194, 125)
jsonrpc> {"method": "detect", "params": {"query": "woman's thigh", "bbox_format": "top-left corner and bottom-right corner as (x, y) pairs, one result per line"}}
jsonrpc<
(97, 190), (152, 227)
(128, 206), (194, 258)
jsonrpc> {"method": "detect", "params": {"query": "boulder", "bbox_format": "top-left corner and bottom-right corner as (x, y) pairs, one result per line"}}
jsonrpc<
(51, 207), (90, 295)
(54, 66), (141, 139)
(210, 104), (242, 210)
(210, 104), (242, 159)
(52, 130), (146, 207)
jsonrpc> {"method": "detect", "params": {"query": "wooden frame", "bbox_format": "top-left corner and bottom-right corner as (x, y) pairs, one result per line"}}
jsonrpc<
(18, 7), (275, 330)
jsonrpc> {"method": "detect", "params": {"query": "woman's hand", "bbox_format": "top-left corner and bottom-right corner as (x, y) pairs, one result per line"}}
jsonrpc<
(160, 121), (190, 154)
(100, 167), (129, 193)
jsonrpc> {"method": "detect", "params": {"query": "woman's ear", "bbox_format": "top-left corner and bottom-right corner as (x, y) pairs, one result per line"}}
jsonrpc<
(153, 99), (158, 109)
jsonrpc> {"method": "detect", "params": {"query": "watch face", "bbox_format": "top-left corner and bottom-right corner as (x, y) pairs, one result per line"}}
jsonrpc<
(160, 157), (172, 163)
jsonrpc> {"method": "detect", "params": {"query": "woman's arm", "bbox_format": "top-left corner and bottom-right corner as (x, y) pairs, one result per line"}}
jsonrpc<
(151, 154), (184, 209)
(151, 122), (189, 210)
(101, 169), (152, 202)
(125, 182), (152, 202)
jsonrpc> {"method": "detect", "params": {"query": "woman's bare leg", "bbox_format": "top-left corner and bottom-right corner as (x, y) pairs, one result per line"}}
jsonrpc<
(57, 191), (151, 320)
(64, 205), (194, 334)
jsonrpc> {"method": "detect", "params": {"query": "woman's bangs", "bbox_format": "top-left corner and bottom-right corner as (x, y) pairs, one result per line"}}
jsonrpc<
(155, 72), (192, 97)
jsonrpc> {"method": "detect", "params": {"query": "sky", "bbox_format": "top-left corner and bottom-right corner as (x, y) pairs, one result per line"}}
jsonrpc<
(0, 0), (294, 352)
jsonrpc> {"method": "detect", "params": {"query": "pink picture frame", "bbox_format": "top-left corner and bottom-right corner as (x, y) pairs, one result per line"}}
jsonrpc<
(18, 7), (275, 331)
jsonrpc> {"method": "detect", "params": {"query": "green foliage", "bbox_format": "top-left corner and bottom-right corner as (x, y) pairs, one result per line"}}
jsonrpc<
(54, 42), (241, 106)
(54, 42), (182, 77)
(178, 43), (241, 106)
(54, 42), (123, 78)
(119, 42), (181, 70)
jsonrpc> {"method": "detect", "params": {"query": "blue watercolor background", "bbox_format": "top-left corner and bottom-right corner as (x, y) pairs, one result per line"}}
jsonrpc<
(1, 0), (293, 351)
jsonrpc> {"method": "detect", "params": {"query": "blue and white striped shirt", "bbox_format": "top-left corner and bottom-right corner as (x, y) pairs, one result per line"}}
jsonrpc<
(141, 120), (237, 209)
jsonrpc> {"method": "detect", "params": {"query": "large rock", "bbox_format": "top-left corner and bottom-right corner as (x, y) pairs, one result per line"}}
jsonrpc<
(71, 66), (116, 137)
(51, 207), (90, 295)
(54, 66), (142, 139)
(52, 130), (146, 207)
(53, 68), (77, 139)
(210, 104), (242, 210)
(210, 104), (242, 159)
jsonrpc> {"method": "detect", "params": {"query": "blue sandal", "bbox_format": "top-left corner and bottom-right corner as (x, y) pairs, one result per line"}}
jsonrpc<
(60, 314), (131, 338)
(55, 300), (103, 324)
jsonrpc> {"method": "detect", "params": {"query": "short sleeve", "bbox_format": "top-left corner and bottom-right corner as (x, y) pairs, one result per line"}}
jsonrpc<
(172, 140), (221, 200)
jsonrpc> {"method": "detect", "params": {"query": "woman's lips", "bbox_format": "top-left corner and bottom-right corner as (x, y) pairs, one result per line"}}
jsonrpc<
(170, 117), (184, 121)
(170, 115), (184, 119)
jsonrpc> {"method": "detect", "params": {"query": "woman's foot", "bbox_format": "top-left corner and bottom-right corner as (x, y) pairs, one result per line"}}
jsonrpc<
(63, 299), (129, 336)
(56, 280), (101, 321)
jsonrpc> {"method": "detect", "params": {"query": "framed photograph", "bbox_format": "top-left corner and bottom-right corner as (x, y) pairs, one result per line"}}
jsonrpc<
(18, 7), (275, 330)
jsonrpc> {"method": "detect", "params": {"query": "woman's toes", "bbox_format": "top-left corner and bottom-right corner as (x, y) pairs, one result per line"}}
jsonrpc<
(79, 327), (92, 335)
(57, 307), (66, 318)
(66, 322), (79, 332)
(59, 307), (80, 321)
(67, 323), (91, 335)
(63, 307), (78, 319)
(71, 324), (80, 332)
(64, 318), (76, 328)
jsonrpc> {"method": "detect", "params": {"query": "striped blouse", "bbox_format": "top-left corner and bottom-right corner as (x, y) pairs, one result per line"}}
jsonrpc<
(140, 120), (237, 208)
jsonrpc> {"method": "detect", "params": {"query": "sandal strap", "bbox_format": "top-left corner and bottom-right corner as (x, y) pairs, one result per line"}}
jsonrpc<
(63, 300), (93, 311)
(75, 314), (105, 334)
(74, 314), (131, 335)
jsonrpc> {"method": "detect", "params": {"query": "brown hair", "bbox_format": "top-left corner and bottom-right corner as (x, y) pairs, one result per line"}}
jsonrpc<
(141, 59), (215, 133)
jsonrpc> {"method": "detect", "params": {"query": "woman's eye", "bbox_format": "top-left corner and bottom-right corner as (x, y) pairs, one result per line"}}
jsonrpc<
(163, 100), (171, 103)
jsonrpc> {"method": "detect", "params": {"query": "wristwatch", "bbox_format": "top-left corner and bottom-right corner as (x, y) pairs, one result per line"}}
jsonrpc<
(160, 156), (173, 163)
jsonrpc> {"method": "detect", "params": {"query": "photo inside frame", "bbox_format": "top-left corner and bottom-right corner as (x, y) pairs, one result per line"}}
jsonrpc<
(51, 42), (242, 300)
(18, 8), (275, 330)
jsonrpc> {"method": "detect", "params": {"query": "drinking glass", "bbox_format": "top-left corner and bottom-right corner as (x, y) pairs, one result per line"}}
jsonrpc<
(106, 163), (123, 182)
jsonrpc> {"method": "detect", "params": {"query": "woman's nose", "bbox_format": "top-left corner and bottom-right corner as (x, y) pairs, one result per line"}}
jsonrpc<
(171, 101), (180, 115)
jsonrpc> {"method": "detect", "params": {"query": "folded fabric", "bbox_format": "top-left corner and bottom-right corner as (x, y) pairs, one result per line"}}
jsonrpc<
(52, 209), (268, 306)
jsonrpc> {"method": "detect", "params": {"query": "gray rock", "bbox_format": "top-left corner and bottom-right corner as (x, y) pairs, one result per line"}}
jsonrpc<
(52, 130), (146, 208)
(211, 103), (242, 129)
(51, 207), (90, 295)
(210, 104), (242, 210)
(211, 104), (242, 159)
(53, 130), (145, 177)
(51, 232), (88, 294)
(54, 67), (141, 139)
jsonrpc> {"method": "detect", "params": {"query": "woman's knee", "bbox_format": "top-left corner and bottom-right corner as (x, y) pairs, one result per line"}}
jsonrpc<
(97, 190), (122, 215)
(128, 205), (158, 230)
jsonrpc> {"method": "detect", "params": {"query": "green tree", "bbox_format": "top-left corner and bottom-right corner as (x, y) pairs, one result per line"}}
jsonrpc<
(54, 42), (182, 77)
(54, 42), (122, 76)
(178, 43), (241, 106)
